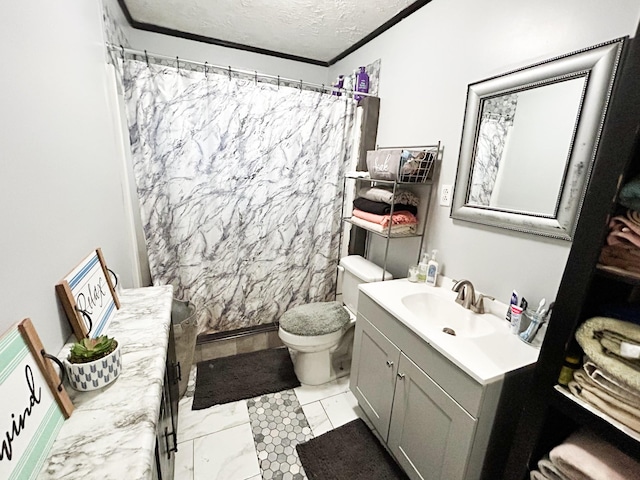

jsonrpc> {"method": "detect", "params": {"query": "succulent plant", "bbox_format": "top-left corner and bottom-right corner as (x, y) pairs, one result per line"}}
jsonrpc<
(68, 335), (118, 364)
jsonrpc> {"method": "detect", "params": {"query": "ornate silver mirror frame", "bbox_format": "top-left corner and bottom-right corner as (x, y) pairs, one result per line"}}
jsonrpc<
(451, 38), (626, 240)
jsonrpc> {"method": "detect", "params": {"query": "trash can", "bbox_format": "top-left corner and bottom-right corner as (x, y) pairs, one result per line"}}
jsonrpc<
(171, 299), (198, 398)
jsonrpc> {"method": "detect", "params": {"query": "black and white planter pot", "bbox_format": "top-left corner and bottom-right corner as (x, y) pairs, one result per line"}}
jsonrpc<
(65, 344), (122, 391)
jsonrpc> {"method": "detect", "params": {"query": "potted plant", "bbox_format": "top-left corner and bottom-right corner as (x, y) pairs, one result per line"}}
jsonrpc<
(64, 335), (121, 391)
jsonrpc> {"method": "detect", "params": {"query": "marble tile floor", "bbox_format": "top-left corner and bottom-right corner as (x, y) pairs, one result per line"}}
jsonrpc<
(175, 370), (364, 480)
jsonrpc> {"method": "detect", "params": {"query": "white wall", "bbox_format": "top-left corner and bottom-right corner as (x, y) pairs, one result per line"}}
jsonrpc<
(127, 29), (330, 84)
(329, 0), (640, 306)
(0, 1), (134, 351)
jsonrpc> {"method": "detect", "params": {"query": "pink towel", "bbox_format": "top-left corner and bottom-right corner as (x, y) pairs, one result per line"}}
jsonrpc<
(549, 429), (640, 480)
(352, 208), (417, 228)
(607, 215), (640, 248)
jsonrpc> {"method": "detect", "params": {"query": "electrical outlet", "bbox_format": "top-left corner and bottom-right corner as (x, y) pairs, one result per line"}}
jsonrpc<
(440, 184), (452, 207)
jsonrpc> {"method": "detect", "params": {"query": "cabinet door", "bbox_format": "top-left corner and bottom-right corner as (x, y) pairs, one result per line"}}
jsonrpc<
(350, 316), (401, 440)
(389, 354), (477, 480)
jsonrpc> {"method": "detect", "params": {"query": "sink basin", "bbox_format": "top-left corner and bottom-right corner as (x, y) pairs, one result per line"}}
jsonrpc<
(401, 292), (497, 338)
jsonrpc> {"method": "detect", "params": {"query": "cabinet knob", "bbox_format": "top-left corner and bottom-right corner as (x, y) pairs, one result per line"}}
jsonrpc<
(386, 360), (394, 367)
(397, 373), (405, 379)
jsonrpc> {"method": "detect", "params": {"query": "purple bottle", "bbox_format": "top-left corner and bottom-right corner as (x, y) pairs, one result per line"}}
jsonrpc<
(354, 66), (369, 101)
(332, 75), (344, 96)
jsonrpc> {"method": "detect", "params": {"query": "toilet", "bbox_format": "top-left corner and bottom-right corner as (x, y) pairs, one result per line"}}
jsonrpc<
(279, 255), (392, 385)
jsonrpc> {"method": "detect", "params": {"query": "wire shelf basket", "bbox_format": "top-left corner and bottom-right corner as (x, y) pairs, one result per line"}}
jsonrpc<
(366, 144), (439, 183)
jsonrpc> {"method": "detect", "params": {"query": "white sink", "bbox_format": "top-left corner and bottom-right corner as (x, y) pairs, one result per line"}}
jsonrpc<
(359, 279), (540, 384)
(401, 292), (496, 338)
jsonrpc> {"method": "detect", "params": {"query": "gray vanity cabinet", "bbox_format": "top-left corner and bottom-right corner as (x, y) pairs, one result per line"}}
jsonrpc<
(350, 315), (401, 440)
(388, 353), (476, 480)
(351, 292), (504, 480)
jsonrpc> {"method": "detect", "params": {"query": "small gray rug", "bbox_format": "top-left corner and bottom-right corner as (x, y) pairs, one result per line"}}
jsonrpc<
(193, 347), (300, 410)
(296, 419), (409, 480)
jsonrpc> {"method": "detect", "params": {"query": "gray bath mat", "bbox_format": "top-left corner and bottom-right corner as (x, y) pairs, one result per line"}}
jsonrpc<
(192, 347), (300, 409)
(296, 419), (409, 480)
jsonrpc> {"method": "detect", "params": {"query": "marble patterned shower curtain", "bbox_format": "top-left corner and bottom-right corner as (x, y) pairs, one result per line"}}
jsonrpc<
(122, 60), (356, 333)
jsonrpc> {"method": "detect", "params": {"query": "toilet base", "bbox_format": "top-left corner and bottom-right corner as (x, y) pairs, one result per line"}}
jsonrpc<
(285, 325), (355, 386)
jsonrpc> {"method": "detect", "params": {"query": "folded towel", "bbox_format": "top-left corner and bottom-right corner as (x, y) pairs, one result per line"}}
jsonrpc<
(599, 244), (640, 274)
(626, 209), (640, 226)
(618, 175), (640, 212)
(357, 186), (420, 207)
(568, 382), (640, 433)
(352, 208), (418, 228)
(549, 429), (640, 480)
(348, 216), (417, 235)
(537, 456), (571, 480)
(568, 372), (640, 433)
(529, 470), (547, 480)
(607, 215), (640, 248)
(584, 360), (640, 403)
(576, 317), (640, 391)
(353, 197), (418, 216)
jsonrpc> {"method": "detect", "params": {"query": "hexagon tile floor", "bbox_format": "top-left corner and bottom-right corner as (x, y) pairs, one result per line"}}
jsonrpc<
(247, 390), (312, 479)
(174, 367), (363, 480)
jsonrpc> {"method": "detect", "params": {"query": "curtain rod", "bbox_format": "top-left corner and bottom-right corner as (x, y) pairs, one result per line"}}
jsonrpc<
(106, 43), (376, 98)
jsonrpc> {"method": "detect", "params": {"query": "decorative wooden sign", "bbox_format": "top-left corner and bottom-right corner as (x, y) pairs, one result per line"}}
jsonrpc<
(1, 319), (73, 480)
(56, 248), (120, 340)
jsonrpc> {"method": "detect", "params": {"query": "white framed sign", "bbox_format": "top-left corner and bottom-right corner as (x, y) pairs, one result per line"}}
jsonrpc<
(1, 320), (72, 480)
(56, 248), (120, 340)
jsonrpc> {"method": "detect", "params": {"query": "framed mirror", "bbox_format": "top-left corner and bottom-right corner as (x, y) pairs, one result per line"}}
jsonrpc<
(451, 38), (626, 240)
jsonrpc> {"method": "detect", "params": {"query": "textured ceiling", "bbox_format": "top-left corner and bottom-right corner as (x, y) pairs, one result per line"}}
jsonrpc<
(121, 0), (422, 64)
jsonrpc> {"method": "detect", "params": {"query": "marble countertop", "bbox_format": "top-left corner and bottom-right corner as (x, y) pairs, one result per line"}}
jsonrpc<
(359, 279), (540, 385)
(38, 285), (173, 480)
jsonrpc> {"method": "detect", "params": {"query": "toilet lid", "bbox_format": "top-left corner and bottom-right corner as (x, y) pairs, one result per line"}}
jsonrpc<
(280, 301), (350, 336)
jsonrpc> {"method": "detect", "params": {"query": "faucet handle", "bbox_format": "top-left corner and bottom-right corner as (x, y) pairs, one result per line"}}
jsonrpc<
(472, 294), (495, 314)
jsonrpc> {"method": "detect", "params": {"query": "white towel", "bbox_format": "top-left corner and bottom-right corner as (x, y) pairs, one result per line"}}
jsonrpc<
(549, 429), (640, 480)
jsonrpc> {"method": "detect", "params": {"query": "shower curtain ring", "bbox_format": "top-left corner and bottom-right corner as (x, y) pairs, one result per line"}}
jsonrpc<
(299, 79), (303, 91)
(204, 61), (208, 77)
(144, 50), (149, 67)
(277, 75), (280, 89)
(176, 56), (180, 71)
(228, 66), (232, 80)
(254, 71), (258, 85)
(120, 44), (125, 62)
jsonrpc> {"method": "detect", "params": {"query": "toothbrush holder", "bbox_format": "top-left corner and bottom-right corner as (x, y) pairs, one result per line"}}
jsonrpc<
(519, 310), (545, 344)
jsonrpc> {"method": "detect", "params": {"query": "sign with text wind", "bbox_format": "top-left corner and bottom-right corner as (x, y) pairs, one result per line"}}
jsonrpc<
(56, 248), (120, 340)
(1, 320), (73, 480)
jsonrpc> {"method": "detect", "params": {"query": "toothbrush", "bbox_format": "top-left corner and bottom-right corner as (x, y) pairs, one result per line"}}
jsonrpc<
(536, 298), (546, 314)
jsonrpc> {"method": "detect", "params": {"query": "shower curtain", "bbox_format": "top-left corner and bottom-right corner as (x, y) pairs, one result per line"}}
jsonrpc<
(122, 59), (356, 333)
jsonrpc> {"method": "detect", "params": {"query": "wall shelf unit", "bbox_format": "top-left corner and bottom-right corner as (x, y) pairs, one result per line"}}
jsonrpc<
(340, 143), (440, 277)
(504, 31), (640, 479)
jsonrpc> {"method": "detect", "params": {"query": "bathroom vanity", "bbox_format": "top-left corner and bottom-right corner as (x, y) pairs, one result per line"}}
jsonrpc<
(350, 279), (539, 480)
(37, 286), (178, 480)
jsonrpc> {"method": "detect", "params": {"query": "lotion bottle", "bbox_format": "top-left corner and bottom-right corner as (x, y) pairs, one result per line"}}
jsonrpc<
(426, 249), (439, 286)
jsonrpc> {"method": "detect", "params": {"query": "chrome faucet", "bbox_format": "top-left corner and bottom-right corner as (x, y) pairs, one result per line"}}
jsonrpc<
(451, 279), (495, 314)
(452, 279), (476, 310)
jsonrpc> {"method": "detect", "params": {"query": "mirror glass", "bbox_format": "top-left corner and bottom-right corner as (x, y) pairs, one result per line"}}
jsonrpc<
(451, 39), (625, 240)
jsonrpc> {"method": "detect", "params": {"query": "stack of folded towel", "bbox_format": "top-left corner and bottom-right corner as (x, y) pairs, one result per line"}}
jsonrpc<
(351, 186), (419, 234)
(600, 175), (640, 275)
(530, 429), (640, 480)
(567, 317), (640, 433)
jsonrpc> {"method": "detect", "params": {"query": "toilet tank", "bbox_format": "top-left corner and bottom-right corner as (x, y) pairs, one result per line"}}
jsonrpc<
(339, 255), (392, 315)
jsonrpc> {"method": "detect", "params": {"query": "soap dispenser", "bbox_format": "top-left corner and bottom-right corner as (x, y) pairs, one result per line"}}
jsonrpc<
(426, 249), (439, 286)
